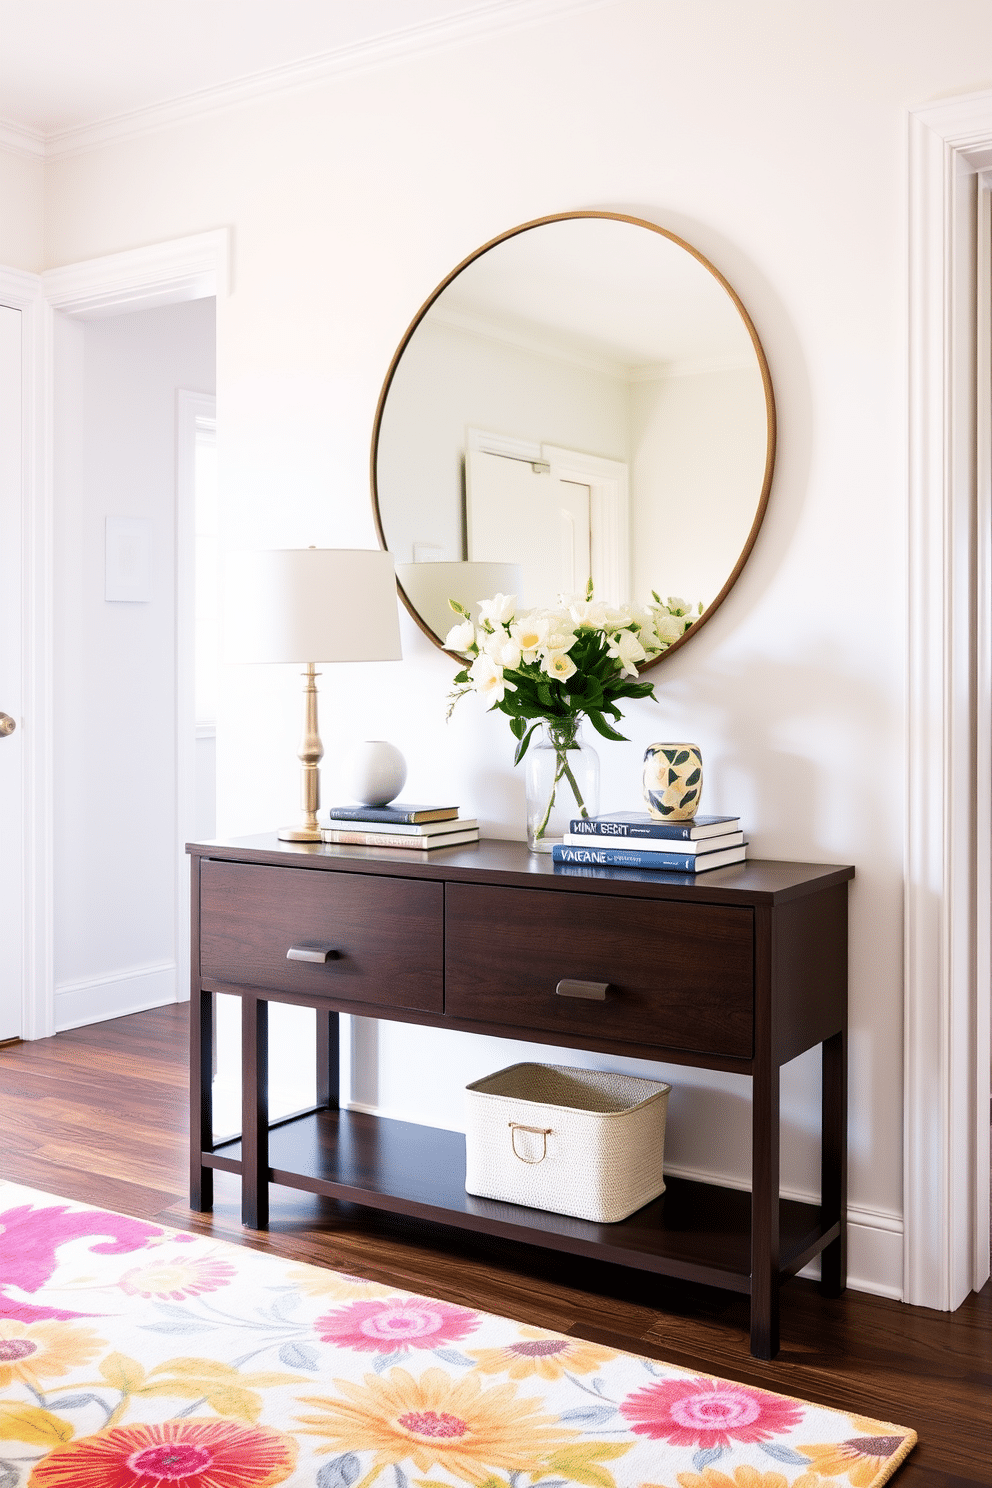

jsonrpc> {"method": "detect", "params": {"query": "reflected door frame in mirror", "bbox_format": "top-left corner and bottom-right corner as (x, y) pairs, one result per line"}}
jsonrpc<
(371, 211), (776, 672)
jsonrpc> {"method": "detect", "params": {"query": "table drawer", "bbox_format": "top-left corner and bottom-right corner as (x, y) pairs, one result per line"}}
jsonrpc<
(445, 883), (753, 1058)
(199, 860), (443, 1011)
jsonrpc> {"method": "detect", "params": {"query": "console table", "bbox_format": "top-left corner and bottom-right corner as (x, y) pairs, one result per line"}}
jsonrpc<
(187, 835), (852, 1359)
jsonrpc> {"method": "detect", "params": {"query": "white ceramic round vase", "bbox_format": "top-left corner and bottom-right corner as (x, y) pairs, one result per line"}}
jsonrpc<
(345, 740), (407, 806)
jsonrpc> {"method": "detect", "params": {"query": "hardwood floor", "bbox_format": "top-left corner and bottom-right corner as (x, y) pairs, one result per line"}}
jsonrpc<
(0, 1004), (988, 1487)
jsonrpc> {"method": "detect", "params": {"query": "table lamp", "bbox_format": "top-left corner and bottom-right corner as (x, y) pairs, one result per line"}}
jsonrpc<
(226, 547), (402, 841)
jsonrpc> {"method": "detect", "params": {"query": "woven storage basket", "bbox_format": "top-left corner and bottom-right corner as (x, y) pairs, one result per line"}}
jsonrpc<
(464, 1062), (671, 1223)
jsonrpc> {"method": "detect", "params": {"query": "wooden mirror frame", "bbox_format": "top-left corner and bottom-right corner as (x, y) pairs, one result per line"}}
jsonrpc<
(371, 211), (776, 673)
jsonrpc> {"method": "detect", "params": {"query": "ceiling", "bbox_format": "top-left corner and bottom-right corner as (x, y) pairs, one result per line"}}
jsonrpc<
(0, 0), (605, 150)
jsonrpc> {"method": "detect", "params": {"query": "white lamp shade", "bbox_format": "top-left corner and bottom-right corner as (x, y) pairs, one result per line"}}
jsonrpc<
(225, 548), (402, 663)
(396, 560), (523, 640)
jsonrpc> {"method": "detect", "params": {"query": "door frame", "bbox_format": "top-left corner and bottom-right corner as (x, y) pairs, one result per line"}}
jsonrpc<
(176, 388), (217, 1015)
(0, 265), (49, 1040)
(5, 230), (227, 1040)
(907, 92), (992, 1307)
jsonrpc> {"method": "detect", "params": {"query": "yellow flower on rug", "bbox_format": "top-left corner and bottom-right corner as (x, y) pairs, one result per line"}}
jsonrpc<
(297, 1364), (579, 1482)
(0, 1319), (103, 1391)
(669, 1465), (823, 1488)
(470, 1325), (618, 1380)
(26, 1417), (298, 1488)
(798, 1425), (915, 1488)
(285, 1266), (395, 1300)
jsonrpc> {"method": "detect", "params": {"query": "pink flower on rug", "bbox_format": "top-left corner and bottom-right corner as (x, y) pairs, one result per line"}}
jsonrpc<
(117, 1253), (237, 1301)
(0, 1202), (162, 1296)
(619, 1376), (804, 1447)
(314, 1296), (480, 1352)
(28, 1417), (298, 1488)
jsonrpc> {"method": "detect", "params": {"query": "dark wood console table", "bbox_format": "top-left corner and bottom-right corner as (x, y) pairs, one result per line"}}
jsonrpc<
(187, 835), (852, 1359)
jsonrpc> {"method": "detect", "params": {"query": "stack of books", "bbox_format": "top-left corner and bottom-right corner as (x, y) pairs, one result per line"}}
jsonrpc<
(551, 811), (746, 872)
(320, 803), (479, 852)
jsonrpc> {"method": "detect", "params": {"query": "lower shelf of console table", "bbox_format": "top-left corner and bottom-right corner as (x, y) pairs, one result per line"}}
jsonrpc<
(205, 1106), (839, 1294)
(187, 835), (853, 1361)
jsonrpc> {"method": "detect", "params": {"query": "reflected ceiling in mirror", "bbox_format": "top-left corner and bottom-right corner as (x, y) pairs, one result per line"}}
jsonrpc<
(372, 213), (775, 670)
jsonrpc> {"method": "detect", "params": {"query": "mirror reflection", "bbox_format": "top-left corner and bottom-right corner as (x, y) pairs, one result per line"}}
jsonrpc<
(373, 214), (774, 665)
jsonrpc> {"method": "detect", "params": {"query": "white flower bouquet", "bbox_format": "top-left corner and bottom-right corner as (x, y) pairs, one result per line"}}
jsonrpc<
(446, 582), (701, 843)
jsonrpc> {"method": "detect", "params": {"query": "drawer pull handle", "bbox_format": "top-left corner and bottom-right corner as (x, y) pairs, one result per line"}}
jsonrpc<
(286, 945), (340, 964)
(555, 978), (608, 1001)
(509, 1122), (552, 1163)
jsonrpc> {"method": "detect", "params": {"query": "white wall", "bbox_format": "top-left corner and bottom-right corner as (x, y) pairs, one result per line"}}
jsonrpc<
(0, 146), (43, 271)
(52, 299), (215, 1029)
(32, 0), (987, 1295)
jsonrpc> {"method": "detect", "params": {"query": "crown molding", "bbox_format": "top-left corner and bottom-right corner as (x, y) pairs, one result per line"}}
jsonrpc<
(0, 119), (45, 160)
(3, 0), (615, 163)
(431, 303), (754, 385)
(430, 302), (631, 380)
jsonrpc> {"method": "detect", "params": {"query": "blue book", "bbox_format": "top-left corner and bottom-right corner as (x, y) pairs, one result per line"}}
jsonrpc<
(326, 803), (458, 824)
(552, 843), (747, 873)
(568, 811), (739, 841)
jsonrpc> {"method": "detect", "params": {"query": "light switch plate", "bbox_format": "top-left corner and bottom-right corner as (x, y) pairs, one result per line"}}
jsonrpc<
(105, 516), (152, 602)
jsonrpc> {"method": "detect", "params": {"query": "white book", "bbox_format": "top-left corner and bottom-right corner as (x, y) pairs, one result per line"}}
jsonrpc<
(321, 817), (478, 836)
(321, 827), (480, 850)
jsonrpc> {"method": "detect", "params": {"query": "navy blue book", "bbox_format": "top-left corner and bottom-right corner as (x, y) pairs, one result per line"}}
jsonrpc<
(326, 803), (458, 824)
(567, 810), (740, 841)
(552, 843), (747, 873)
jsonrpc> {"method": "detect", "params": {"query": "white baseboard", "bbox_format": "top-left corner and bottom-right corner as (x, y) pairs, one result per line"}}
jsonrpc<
(662, 1158), (904, 1301)
(346, 1102), (904, 1301)
(54, 961), (177, 1031)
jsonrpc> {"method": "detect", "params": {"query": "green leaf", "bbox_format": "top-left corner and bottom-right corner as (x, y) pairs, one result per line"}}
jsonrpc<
(546, 1441), (632, 1488)
(586, 710), (629, 743)
(100, 1351), (146, 1393)
(513, 722), (540, 765)
(0, 1402), (75, 1445)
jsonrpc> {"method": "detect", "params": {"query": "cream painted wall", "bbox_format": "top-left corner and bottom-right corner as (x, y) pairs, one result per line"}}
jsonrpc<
(0, 147), (43, 271)
(34, 0), (992, 1293)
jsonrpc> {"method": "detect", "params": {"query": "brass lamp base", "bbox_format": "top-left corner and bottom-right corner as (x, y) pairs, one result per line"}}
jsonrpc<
(278, 824), (323, 842)
(280, 662), (324, 844)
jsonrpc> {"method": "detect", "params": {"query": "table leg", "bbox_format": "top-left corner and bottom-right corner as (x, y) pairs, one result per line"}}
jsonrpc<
(241, 993), (269, 1230)
(820, 1028), (847, 1296)
(750, 1056), (781, 1359)
(316, 1009), (339, 1110)
(189, 987), (213, 1212)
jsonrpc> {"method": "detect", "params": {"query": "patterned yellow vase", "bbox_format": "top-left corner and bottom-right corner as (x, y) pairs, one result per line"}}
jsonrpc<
(643, 742), (703, 820)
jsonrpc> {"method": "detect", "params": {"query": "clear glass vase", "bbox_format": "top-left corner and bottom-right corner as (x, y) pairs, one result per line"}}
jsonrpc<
(525, 718), (600, 852)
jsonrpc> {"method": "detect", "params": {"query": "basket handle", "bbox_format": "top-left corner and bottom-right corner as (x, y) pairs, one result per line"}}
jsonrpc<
(509, 1121), (552, 1163)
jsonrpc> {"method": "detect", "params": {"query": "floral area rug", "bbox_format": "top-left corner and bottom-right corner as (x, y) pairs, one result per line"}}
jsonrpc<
(0, 1181), (916, 1488)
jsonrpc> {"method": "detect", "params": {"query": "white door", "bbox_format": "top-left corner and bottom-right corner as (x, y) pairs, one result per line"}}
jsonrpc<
(0, 304), (23, 1040)
(466, 449), (591, 607)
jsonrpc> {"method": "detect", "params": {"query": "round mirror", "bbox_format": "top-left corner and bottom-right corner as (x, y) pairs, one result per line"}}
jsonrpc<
(372, 212), (775, 671)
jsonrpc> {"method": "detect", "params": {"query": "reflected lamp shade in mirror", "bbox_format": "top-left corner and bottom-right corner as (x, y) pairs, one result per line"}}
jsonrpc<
(225, 547), (402, 841)
(396, 560), (523, 641)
